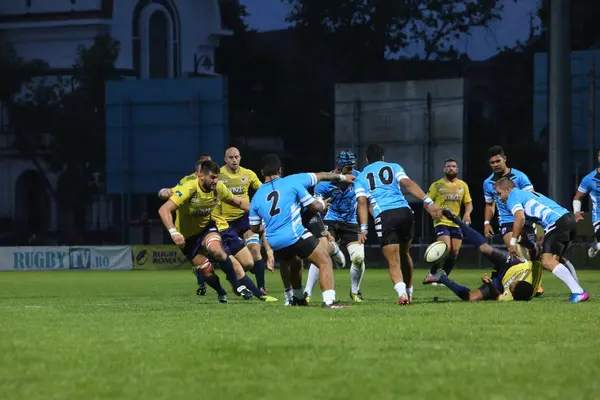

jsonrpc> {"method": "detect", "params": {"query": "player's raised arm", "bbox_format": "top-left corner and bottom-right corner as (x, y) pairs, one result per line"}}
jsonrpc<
(573, 177), (590, 222)
(313, 172), (356, 184)
(398, 175), (441, 219)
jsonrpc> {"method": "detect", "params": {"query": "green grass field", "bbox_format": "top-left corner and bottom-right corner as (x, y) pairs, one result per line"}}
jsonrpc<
(1, 268), (599, 400)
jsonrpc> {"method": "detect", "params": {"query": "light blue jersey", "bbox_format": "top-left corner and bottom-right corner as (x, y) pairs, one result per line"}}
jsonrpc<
(483, 168), (534, 225)
(506, 189), (568, 232)
(314, 169), (360, 224)
(577, 170), (600, 223)
(355, 161), (410, 218)
(249, 173), (317, 251)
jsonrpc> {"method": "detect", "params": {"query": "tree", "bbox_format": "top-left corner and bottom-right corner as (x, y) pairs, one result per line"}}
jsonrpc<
(285, 0), (507, 68)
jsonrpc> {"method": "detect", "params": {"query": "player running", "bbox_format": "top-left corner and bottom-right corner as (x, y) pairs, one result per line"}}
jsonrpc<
(213, 147), (271, 294)
(573, 149), (600, 258)
(158, 153), (212, 296)
(159, 160), (272, 303)
(249, 154), (353, 308)
(483, 146), (543, 295)
(425, 209), (542, 301)
(305, 150), (365, 303)
(495, 177), (589, 303)
(356, 144), (441, 305)
(427, 158), (473, 278)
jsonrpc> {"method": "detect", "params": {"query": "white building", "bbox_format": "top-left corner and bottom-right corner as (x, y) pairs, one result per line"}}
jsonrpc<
(0, 0), (231, 243)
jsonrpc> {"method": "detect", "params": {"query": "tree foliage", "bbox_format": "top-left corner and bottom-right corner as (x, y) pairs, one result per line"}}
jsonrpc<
(285, 0), (507, 62)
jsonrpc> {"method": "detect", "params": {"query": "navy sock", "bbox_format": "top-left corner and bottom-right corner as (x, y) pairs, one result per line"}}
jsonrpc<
(193, 267), (205, 285)
(252, 259), (266, 290)
(238, 275), (263, 297)
(438, 275), (470, 301)
(218, 258), (239, 290)
(453, 219), (486, 247)
(429, 264), (439, 275)
(203, 274), (227, 296)
(442, 255), (456, 275)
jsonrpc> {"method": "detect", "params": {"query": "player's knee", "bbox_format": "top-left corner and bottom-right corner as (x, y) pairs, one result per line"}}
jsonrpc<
(347, 243), (365, 267)
(197, 259), (214, 276)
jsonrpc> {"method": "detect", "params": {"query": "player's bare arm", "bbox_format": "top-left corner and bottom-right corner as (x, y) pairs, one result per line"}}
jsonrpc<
(484, 202), (496, 238)
(573, 190), (586, 222)
(509, 209), (526, 256)
(222, 195), (250, 212)
(158, 200), (185, 246)
(463, 201), (473, 225)
(262, 237), (275, 272)
(400, 178), (442, 219)
(313, 172), (356, 183)
(357, 196), (369, 244)
(306, 198), (325, 215)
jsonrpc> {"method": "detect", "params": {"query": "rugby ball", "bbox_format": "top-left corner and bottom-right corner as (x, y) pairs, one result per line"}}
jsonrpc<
(424, 241), (449, 264)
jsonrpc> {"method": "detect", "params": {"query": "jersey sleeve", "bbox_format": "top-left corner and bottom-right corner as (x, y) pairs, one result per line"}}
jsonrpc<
(169, 182), (192, 207)
(393, 163), (409, 182)
(462, 181), (473, 204)
(314, 182), (330, 198)
(427, 182), (438, 200)
(249, 199), (262, 227)
(483, 181), (494, 204)
(517, 172), (534, 192)
(354, 175), (368, 198)
(249, 170), (262, 191)
(295, 184), (316, 207)
(506, 192), (524, 215)
(577, 175), (592, 194)
(216, 181), (234, 203)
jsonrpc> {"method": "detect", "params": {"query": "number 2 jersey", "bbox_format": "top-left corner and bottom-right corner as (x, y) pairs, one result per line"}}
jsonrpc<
(249, 173), (318, 250)
(354, 161), (410, 218)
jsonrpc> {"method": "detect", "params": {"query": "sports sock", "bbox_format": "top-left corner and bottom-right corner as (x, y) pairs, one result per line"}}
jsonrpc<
(284, 288), (293, 302)
(458, 222), (486, 247)
(203, 274), (227, 296)
(237, 275), (264, 297)
(350, 264), (362, 294)
(193, 267), (205, 285)
(322, 289), (336, 305)
(438, 275), (470, 301)
(218, 258), (239, 289)
(407, 286), (413, 298)
(252, 259), (266, 290)
(442, 254), (456, 275)
(305, 263), (319, 296)
(562, 259), (579, 283)
(393, 282), (407, 297)
(552, 264), (584, 294)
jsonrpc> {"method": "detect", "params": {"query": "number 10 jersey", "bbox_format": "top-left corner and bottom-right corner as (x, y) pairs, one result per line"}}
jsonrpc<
(355, 161), (410, 218)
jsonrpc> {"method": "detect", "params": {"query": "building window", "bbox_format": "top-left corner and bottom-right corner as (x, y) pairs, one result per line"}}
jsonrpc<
(132, 0), (180, 79)
(148, 11), (169, 79)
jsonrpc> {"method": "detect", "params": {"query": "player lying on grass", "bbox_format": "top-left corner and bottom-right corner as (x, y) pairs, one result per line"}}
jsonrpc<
(424, 208), (542, 301)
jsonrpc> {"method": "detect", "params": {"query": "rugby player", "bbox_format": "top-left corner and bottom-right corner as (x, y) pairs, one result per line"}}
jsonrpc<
(158, 153), (211, 296)
(573, 149), (600, 258)
(305, 150), (365, 303)
(425, 209), (542, 301)
(427, 158), (473, 277)
(356, 144), (442, 305)
(482, 146), (544, 295)
(212, 147), (270, 294)
(158, 160), (267, 303)
(249, 154), (353, 308)
(496, 177), (589, 303)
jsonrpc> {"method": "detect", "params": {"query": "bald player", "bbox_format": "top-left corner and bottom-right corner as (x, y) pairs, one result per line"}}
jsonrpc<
(212, 147), (270, 293)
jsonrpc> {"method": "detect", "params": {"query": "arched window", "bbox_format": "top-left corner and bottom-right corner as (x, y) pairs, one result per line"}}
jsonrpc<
(132, 0), (180, 79)
(148, 11), (169, 79)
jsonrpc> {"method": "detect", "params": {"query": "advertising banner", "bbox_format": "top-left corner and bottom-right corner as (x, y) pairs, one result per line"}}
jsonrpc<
(132, 245), (191, 270)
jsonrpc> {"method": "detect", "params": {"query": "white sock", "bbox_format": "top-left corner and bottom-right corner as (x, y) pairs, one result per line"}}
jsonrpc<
(293, 287), (305, 299)
(393, 282), (407, 297)
(322, 289), (336, 305)
(595, 242), (600, 250)
(330, 242), (340, 256)
(350, 265), (361, 294)
(552, 264), (584, 294)
(284, 288), (293, 302)
(562, 259), (579, 283)
(305, 263), (319, 296)
(407, 286), (413, 298)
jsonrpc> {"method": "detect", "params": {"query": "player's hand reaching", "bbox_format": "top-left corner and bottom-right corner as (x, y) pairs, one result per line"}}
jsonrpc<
(480, 273), (492, 284)
(484, 224), (494, 239)
(575, 211), (585, 223)
(342, 174), (356, 183)
(508, 244), (519, 257)
(265, 251), (275, 272)
(426, 203), (442, 220)
(359, 231), (368, 244)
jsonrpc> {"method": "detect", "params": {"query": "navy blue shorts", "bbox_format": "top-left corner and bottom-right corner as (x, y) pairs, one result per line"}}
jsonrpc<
(435, 224), (463, 240)
(228, 214), (251, 237)
(181, 221), (218, 261)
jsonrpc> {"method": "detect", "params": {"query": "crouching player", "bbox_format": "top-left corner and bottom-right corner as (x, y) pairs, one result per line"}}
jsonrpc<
(424, 209), (542, 301)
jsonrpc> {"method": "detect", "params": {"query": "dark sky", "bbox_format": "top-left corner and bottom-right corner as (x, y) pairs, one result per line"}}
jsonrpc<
(241, 0), (540, 60)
